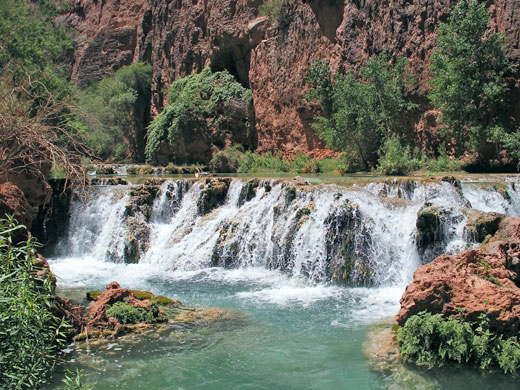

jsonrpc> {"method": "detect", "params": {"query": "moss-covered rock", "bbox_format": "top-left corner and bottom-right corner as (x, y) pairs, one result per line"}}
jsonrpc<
(86, 290), (102, 301)
(325, 200), (373, 286)
(415, 206), (446, 254)
(238, 179), (260, 205)
(197, 178), (231, 214)
(130, 290), (154, 300)
(151, 295), (181, 307)
(463, 209), (505, 243)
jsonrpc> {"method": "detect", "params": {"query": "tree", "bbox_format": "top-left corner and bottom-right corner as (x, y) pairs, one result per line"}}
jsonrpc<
(0, 0), (88, 184)
(0, 0), (71, 100)
(306, 51), (415, 170)
(429, 0), (515, 157)
(76, 62), (152, 161)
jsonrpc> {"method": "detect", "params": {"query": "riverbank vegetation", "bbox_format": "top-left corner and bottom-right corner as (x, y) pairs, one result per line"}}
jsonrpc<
(306, 0), (518, 175)
(74, 63), (152, 162)
(0, 218), (70, 389)
(398, 311), (520, 375)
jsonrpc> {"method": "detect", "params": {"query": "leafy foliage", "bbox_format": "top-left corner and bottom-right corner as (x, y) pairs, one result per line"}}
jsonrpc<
(0, 217), (70, 389)
(429, 0), (516, 157)
(377, 135), (419, 175)
(57, 370), (93, 390)
(235, 150), (346, 174)
(398, 311), (520, 375)
(145, 67), (252, 165)
(0, 0), (72, 100)
(105, 301), (164, 325)
(76, 62), (152, 161)
(306, 51), (416, 170)
(0, 0), (88, 183)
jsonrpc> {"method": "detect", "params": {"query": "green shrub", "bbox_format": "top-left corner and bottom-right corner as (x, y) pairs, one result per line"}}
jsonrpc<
(0, 217), (70, 389)
(398, 311), (520, 375)
(429, 0), (515, 158)
(377, 135), (419, 175)
(422, 149), (463, 172)
(76, 62), (152, 161)
(105, 301), (164, 325)
(237, 151), (290, 173)
(145, 67), (253, 165)
(209, 145), (246, 173)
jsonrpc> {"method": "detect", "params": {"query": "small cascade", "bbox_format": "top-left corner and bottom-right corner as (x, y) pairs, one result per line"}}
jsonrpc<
(50, 177), (520, 288)
(55, 186), (129, 262)
(461, 182), (520, 217)
(150, 180), (192, 223)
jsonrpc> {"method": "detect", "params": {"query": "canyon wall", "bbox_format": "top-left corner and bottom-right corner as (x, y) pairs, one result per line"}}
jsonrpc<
(59, 0), (520, 158)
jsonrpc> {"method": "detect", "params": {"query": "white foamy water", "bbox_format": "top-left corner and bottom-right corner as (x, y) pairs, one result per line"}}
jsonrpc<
(48, 177), (520, 318)
(461, 182), (520, 217)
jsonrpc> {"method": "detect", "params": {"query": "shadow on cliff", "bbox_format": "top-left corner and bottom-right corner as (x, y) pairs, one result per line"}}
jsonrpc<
(306, 0), (345, 42)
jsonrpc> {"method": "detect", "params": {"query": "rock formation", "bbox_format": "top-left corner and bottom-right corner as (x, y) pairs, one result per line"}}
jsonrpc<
(399, 216), (520, 337)
(58, 0), (520, 159)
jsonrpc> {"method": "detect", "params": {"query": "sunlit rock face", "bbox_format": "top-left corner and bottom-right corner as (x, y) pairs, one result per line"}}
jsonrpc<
(59, 0), (520, 157)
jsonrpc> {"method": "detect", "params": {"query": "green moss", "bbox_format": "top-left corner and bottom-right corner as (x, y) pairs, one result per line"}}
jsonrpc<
(130, 290), (154, 300)
(86, 290), (102, 301)
(151, 296), (179, 307)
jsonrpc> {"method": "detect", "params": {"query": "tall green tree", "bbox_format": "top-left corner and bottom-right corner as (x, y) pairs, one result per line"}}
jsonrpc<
(0, 0), (71, 98)
(429, 0), (515, 157)
(306, 51), (415, 170)
(76, 62), (152, 161)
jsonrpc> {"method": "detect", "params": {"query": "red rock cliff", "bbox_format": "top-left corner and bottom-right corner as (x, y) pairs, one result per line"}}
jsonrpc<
(59, 0), (520, 157)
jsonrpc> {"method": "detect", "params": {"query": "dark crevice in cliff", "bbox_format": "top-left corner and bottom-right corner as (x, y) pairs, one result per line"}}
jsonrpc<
(210, 47), (251, 88)
(307, 0), (345, 42)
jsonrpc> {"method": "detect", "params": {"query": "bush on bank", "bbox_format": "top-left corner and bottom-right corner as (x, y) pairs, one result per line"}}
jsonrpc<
(398, 311), (520, 375)
(0, 217), (70, 389)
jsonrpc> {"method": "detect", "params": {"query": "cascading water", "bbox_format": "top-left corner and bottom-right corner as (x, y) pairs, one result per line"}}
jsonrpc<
(46, 176), (520, 390)
(51, 178), (520, 287)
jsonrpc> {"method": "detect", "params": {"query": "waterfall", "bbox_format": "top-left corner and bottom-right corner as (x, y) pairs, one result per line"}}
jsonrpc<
(49, 177), (520, 288)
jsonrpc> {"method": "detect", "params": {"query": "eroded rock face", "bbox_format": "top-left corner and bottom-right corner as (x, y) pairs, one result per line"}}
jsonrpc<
(399, 217), (520, 337)
(59, 0), (520, 158)
(32, 179), (73, 252)
(197, 178), (231, 215)
(0, 182), (33, 229)
(325, 200), (373, 286)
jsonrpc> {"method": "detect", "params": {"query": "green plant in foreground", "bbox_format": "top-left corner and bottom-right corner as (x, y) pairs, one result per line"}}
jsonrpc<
(105, 301), (164, 325)
(57, 370), (93, 390)
(398, 311), (520, 375)
(0, 217), (70, 389)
